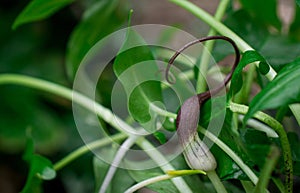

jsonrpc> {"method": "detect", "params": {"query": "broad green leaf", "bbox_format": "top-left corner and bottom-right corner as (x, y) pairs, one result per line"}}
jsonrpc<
(208, 112), (249, 180)
(13, 0), (75, 29)
(66, 0), (126, 78)
(244, 58), (300, 123)
(239, 128), (272, 169)
(229, 51), (266, 97)
(239, 0), (281, 29)
(128, 81), (162, 126)
(297, 0), (300, 7)
(21, 138), (56, 193)
(113, 28), (163, 126)
(93, 148), (134, 193)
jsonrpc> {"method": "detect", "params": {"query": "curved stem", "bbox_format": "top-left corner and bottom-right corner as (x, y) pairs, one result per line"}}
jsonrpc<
(124, 170), (205, 193)
(124, 174), (172, 193)
(53, 133), (127, 171)
(168, 0), (277, 81)
(207, 170), (228, 193)
(168, 0), (300, 126)
(238, 115), (278, 138)
(228, 101), (293, 193)
(0, 74), (138, 135)
(136, 138), (194, 193)
(196, 0), (230, 93)
(253, 146), (280, 193)
(0, 74), (195, 193)
(99, 135), (139, 193)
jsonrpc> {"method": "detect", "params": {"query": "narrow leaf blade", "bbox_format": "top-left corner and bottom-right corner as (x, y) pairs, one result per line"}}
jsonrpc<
(244, 58), (300, 122)
(13, 0), (75, 29)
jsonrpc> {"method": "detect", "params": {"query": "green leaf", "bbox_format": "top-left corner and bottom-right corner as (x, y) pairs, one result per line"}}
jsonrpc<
(93, 148), (134, 193)
(229, 50), (266, 96)
(21, 137), (56, 193)
(66, 0), (126, 78)
(13, 0), (75, 29)
(296, 0), (300, 7)
(244, 58), (300, 122)
(208, 112), (249, 180)
(239, 0), (281, 29)
(113, 28), (163, 127)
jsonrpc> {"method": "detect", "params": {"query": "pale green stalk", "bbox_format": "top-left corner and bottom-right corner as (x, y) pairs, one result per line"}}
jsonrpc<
(0, 74), (193, 193)
(136, 138), (193, 193)
(253, 146), (280, 193)
(124, 174), (172, 193)
(207, 170), (228, 193)
(198, 127), (259, 185)
(196, 0), (230, 93)
(124, 170), (205, 193)
(99, 135), (139, 193)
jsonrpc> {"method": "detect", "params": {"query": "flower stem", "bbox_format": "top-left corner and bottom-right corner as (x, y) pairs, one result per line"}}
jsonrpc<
(207, 170), (228, 193)
(198, 126), (259, 185)
(196, 0), (230, 93)
(99, 135), (139, 193)
(136, 138), (194, 193)
(124, 170), (205, 193)
(253, 146), (280, 193)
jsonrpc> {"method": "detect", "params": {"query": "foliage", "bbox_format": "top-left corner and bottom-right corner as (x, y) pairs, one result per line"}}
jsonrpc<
(1, 0), (300, 193)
